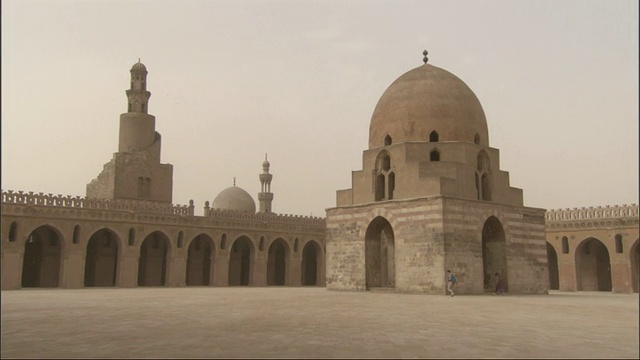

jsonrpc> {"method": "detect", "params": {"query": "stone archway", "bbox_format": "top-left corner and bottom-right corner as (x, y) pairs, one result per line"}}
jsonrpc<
(575, 238), (611, 291)
(186, 234), (214, 286)
(547, 242), (559, 290)
(84, 229), (119, 287)
(267, 239), (289, 286)
(365, 216), (395, 289)
(138, 231), (170, 286)
(482, 216), (508, 292)
(630, 240), (638, 293)
(228, 236), (254, 286)
(22, 225), (62, 288)
(302, 241), (321, 286)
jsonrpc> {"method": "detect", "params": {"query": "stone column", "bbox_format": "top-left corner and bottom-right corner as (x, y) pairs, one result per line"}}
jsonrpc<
(253, 254), (267, 286)
(558, 256), (577, 291)
(118, 253), (139, 287)
(212, 251), (229, 286)
(1, 247), (23, 289)
(60, 247), (85, 288)
(168, 253), (187, 287)
(290, 251), (302, 286)
(611, 260), (632, 293)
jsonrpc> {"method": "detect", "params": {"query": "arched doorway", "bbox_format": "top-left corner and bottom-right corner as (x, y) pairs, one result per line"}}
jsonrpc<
(546, 242), (559, 290)
(365, 216), (395, 289)
(267, 238), (289, 286)
(84, 229), (119, 287)
(186, 234), (214, 286)
(482, 216), (508, 292)
(228, 236), (253, 286)
(575, 238), (611, 291)
(302, 241), (321, 286)
(22, 225), (62, 288)
(138, 231), (170, 286)
(630, 240), (638, 293)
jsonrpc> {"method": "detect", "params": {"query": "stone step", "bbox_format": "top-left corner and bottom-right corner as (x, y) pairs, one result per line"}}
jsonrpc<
(367, 287), (396, 293)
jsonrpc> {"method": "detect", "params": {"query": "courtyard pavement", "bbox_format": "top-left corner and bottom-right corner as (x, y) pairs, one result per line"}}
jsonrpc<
(1, 287), (638, 359)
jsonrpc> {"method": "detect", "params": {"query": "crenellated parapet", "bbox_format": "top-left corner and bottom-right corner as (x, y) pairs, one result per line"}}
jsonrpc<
(1, 190), (194, 216)
(205, 208), (326, 227)
(545, 203), (639, 229)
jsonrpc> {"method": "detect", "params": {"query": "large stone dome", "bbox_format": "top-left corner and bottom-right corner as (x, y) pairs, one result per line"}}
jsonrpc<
(369, 63), (489, 149)
(211, 186), (256, 213)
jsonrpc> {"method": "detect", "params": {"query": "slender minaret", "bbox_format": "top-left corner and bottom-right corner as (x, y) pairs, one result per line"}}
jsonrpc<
(258, 154), (273, 213)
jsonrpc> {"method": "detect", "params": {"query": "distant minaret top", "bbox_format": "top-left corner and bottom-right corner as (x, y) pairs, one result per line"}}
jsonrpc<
(126, 60), (151, 113)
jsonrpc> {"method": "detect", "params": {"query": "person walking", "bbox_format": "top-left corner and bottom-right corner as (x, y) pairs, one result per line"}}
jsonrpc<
(494, 272), (504, 295)
(446, 270), (457, 297)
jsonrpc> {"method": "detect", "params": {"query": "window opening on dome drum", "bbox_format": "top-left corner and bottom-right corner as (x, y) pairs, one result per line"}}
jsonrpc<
(429, 131), (439, 142)
(474, 133), (481, 144)
(374, 151), (394, 201)
(384, 135), (392, 146)
(430, 149), (440, 161)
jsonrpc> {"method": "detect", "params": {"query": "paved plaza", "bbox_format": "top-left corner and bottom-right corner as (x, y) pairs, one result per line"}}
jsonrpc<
(1, 287), (638, 359)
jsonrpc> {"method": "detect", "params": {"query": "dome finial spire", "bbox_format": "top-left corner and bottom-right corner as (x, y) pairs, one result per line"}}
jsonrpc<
(233, 177), (236, 186)
(422, 50), (429, 64)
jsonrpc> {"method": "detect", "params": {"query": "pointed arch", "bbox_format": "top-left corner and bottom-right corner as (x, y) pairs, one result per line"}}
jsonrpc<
(384, 135), (392, 146)
(365, 216), (395, 289)
(430, 149), (440, 161)
(267, 238), (290, 286)
(575, 237), (611, 291)
(186, 233), (215, 286)
(302, 240), (322, 286)
(429, 131), (439, 142)
(482, 216), (507, 292)
(547, 242), (559, 290)
(84, 228), (120, 287)
(228, 236), (254, 286)
(22, 225), (64, 288)
(138, 231), (170, 286)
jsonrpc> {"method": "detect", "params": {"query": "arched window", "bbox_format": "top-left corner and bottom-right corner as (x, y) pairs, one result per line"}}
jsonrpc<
(429, 131), (439, 142)
(221, 233), (227, 250)
(374, 151), (394, 202)
(177, 231), (184, 248)
(562, 236), (569, 254)
(615, 234), (623, 253)
(474, 133), (480, 144)
(294, 238), (299, 252)
(476, 151), (492, 201)
(259, 236), (265, 251)
(128, 228), (136, 246)
(384, 135), (392, 146)
(73, 225), (81, 244)
(430, 149), (440, 161)
(8, 222), (17, 242)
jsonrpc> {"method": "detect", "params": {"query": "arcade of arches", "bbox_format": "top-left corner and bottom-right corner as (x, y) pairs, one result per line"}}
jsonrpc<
(545, 205), (639, 294)
(1, 213), (326, 289)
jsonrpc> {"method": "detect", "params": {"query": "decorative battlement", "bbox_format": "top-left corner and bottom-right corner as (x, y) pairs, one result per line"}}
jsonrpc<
(546, 204), (639, 222)
(204, 208), (326, 227)
(1, 190), (194, 216)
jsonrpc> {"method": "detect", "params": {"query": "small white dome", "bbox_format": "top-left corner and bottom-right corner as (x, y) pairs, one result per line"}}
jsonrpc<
(211, 186), (256, 213)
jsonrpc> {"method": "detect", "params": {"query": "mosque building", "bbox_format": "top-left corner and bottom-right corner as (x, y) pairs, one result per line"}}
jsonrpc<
(1, 54), (637, 293)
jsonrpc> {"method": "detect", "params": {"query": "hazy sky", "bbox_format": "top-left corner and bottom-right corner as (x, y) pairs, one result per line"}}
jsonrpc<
(2, 0), (638, 217)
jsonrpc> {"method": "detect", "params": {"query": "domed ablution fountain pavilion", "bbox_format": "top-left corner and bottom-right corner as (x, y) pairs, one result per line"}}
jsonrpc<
(2, 52), (638, 294)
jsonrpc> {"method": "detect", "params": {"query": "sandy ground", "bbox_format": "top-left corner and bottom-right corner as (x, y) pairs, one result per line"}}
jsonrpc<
(1, 287), (638, 359)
